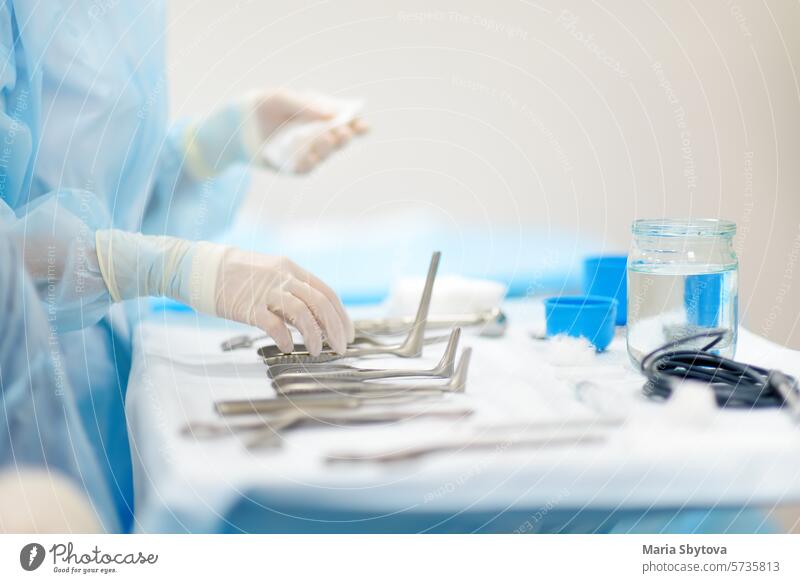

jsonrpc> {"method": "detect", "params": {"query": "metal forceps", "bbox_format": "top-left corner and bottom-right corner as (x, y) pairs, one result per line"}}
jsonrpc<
(269, 328), (461, 385)
(221, 330), (450, 353)
(185, 391), (450, 436)
(273, 347), (472, 396)
(257, 251), (441, 366)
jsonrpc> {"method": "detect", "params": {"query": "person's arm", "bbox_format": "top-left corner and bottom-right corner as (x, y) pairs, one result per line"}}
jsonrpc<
(142, 89), (367, 240)
(1, 23), (352, 349)
(178, 89), (368, 178)
(2, 191), (352, 353)
(2, 192), (115, 333)
(0, 234), (117, 532)
(94, 229), (353, 355)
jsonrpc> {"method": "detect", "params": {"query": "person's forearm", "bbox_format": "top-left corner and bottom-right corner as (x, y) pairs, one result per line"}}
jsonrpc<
(95, 229), (224, 314)
(94, 229), (352, 355)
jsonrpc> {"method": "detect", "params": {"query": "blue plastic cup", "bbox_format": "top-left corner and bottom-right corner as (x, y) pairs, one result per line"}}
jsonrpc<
(583, 255), (628, 325)
(544, 295), (618, 351)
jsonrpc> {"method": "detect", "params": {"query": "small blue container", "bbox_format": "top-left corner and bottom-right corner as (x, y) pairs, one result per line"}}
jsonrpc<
(544, 295), (618, 351)
(583, 255), (628, 325)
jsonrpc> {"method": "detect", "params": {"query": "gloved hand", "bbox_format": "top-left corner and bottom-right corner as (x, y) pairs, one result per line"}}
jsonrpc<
(183, 89), (367, 178)
(247, 90), (368, 173)
(95, 230), (353, 355)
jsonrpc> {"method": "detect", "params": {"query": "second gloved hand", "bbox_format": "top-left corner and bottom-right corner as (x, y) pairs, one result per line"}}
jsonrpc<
(183, 89), (367, 178)
(246, 89), (368, 173)
(95, 230), (353, 355)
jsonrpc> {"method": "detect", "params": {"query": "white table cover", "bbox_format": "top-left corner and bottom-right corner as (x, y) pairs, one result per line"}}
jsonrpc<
(127, 301), (800, 532)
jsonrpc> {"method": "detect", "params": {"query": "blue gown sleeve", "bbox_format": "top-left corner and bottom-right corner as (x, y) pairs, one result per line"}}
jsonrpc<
(1, 6), (115, 334)
(0, 192), (114, 333)
(0, 234), (119, 532)
(141, 119), (251, 240)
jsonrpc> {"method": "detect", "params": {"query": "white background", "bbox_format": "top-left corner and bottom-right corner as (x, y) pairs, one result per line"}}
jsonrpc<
(164, 0), (800, 348)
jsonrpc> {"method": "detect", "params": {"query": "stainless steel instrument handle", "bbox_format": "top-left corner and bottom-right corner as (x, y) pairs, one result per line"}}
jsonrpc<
(326, 433), (606, 464)
(245, 407), (474, 450)
(354, 308), (501, 335)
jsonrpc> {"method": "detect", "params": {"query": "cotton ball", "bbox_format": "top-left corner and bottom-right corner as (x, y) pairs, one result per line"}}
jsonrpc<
(386, 275), (507, 316)
(627, 310), (686, 358)
(544, 334), (598, 366)
(664, 379), (718, 429)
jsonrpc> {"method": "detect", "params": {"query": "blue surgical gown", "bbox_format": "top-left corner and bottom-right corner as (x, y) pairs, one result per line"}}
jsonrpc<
(0, 235), (118, 532)
(0, 1), (249, 531)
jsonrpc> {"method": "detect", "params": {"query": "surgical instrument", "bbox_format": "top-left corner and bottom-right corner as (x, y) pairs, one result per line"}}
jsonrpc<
(221, 330), (451, 353)
(187, 403), (463, 439)
(476, 417), (625, 432)
(354, 307), (508, 337)
(273, 347), (472, 396)
(267, 361), (368, 379)
(219, 305), (505, 352)
(270, 328), (460, 385)
(258, 251), (441, 366)
(183, 408), (319, 444)
(214, 390), (448, 417)
(326, 432), (606, 464)
(244, 407), (475, 449)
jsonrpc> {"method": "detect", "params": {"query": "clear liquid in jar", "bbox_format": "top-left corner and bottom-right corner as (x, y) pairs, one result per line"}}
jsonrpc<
(627, 265), (738, 365)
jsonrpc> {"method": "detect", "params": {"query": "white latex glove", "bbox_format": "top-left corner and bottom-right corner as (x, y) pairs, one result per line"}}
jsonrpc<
(95, 230), (353, 355)
(249, 90), (368, 173)
(183, 89), (367, 178)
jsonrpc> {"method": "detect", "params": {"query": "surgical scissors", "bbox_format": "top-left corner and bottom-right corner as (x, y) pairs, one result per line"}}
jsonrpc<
(273, 347), (472, 396)
(257, 251), (441, 366)
(270, 328), (460, 385)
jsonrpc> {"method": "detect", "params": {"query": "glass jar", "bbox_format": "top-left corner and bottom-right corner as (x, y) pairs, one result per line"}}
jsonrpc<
(627, 218), (738, 365)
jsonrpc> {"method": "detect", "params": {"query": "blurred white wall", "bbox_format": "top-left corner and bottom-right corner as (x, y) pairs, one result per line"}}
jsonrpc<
(165, 0), (800, 347)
